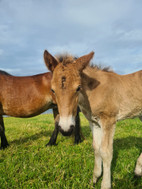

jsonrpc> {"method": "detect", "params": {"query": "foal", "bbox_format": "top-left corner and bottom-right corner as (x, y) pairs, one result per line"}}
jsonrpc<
(44, 50), (142, 189)
(0, 70), (81, 149)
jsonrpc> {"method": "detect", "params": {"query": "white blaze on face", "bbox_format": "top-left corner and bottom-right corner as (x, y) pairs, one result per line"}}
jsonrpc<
(59, 115), (75, 131)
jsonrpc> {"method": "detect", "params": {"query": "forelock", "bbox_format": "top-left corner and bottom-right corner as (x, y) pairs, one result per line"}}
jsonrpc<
(55, 54), (77, 66)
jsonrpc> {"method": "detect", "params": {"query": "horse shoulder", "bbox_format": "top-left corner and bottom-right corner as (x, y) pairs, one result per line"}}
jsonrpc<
(84, 72), (120, 120)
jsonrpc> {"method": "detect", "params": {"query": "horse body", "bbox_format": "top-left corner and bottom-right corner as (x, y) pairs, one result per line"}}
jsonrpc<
(80, 68), (142, 123)
(0, 71), (55, 149)
(44, 50), (142, 189)
(78, 68), (142, 189)
(0, 73), (53, 117)
(117, 71), (142, 120)
(0, 70), (82, 149)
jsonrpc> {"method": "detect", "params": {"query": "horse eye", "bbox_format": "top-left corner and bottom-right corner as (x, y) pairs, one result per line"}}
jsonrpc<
(51, 89), (55, 94)
(76, 85), (81, 92)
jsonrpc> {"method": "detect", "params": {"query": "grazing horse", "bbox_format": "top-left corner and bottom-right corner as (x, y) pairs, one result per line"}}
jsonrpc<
(0, 70), (81, 149)
(44, 50), (142, 189)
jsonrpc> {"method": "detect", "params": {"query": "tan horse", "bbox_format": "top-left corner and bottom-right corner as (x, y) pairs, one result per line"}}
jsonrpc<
(44, 50), (142, 189)
(0, 70), (81, 149)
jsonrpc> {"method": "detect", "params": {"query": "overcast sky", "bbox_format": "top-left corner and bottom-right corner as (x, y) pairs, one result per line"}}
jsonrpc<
(0, 0), (142, 76)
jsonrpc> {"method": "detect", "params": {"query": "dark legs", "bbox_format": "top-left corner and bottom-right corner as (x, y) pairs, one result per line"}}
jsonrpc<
(46, 108), (59, 146)
(139, 116), (142, 121)
(74, 107), (82, 144)
(46, 107), (82, 146)
(0, 115), (9, 149)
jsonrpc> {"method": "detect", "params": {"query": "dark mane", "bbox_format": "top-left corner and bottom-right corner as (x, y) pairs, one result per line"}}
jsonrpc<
(56, 54), (113, 72)
(56, 54), (77, 66)
(89, 64), (113, 72)
(0, 70), (11, 76)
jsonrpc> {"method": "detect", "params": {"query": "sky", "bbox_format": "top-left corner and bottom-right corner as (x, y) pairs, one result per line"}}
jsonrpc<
(0, 0), (142, 76)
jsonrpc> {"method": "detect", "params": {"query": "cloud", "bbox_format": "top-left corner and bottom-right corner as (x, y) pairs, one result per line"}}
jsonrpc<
(0, 0), (142, 75)
(0, 49), (4, 55)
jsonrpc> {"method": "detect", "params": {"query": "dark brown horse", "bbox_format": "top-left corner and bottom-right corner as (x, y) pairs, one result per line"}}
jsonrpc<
(0, 70), (81, 149)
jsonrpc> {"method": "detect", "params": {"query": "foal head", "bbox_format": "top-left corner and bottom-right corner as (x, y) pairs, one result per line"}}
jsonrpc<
(44, 50), (94, 135)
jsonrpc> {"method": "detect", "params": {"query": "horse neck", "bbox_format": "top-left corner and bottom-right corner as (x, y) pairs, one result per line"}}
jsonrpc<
(80, 67), (101, 92)
(78, 69), (99, 116)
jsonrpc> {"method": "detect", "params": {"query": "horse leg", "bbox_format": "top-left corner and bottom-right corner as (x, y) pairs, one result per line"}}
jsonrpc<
(134, 117), (142, 175)
(139, 116), (142, 121)
(91, 122), (103, 185)
(46, 119), (59, 146)
(0, 115), (9, 149)
(74, 107), (82, 144)
(134, 117), (142, 176)
(46, 108), (59, 146)
(99, 118), (116, 189)
(135, 153), (142, 176)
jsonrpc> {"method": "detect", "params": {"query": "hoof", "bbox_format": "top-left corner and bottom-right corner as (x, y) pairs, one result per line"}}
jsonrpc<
(134, 153), (142, 176)
(0, 143), (9, 150)
(134, 165), (142, 176)
(74, 139), (82, 145)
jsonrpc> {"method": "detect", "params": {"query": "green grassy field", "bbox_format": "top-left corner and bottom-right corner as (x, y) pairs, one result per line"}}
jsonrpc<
(0, 113), (142, 189)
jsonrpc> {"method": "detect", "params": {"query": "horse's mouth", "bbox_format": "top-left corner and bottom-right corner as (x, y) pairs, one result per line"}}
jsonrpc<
(58, 125), (74, 136)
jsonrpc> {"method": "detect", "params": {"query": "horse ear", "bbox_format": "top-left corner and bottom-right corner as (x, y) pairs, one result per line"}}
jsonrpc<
(44, 50), (58, 72)
(76, 51), (94, 72)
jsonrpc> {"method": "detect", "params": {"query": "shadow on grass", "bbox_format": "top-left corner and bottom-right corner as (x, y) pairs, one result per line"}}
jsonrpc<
(113, 136), (142, 164)
(82, 126), (91, 138)
(111, 173), (142, 189)
(112, 136), (142, 188)
(9, 128), (81, 147)
(114, 136), (142, 151)
(112, 176), (142, 189)
(10, 130), (53, 146)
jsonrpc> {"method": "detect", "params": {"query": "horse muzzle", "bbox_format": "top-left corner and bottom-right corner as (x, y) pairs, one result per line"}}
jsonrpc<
(58, 115), (75, 136)
(58, 125), (74, 136)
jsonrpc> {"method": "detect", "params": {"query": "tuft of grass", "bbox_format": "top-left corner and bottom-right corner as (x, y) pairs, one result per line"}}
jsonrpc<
(0, 114), (142, 188)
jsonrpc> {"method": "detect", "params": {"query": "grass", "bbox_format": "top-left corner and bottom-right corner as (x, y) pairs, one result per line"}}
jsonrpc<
(0, 113), (142, 189)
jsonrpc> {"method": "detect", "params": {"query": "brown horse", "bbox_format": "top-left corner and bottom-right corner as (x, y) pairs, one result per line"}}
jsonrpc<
(0, 70), (81, 149)
(44, 50), (142, 189)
